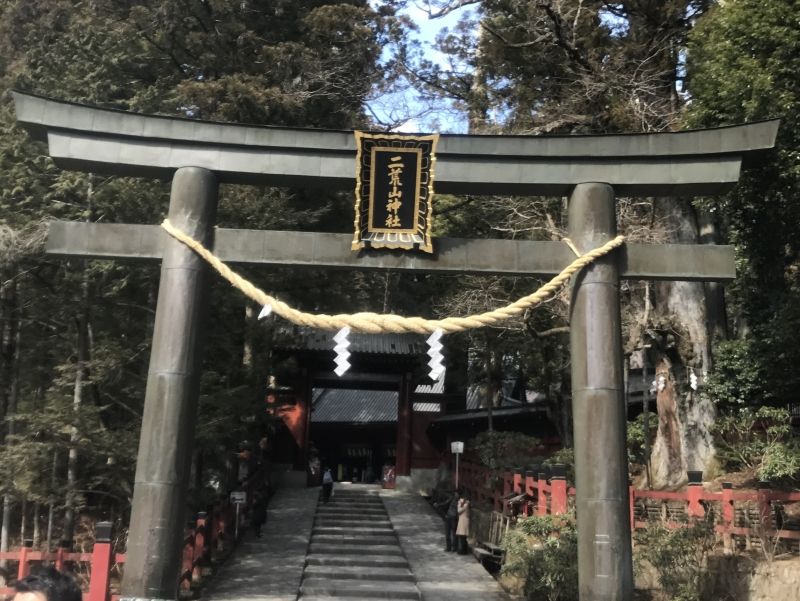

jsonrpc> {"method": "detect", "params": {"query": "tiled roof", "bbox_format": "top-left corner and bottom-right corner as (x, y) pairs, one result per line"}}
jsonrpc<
(311, 388), (398, 423)
(275, 325), (425, 356)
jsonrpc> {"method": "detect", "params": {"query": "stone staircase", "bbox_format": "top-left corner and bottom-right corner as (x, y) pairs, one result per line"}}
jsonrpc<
(299, 485), (421, 601)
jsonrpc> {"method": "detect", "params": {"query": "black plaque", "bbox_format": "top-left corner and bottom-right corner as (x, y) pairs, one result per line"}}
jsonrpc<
(352, 132), (439, 253)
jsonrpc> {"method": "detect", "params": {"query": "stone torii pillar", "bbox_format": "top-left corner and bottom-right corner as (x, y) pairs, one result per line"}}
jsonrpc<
(122, 168), (218, 599)
(11, 92), (778, 601)
(569, 183), (632, 597)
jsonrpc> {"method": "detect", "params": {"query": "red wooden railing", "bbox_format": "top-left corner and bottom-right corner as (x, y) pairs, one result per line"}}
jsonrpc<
(0, 500), (241, 601)
(459, 461), (800, 551)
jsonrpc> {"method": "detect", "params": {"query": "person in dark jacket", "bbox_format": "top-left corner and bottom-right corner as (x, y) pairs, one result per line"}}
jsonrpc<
(434, 488), (460, 552)
(322, 467), (334, 503)
(251, 492), (268, 538)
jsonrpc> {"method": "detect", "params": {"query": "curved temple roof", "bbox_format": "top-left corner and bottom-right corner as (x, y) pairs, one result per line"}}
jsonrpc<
(12, 91), (779, 196)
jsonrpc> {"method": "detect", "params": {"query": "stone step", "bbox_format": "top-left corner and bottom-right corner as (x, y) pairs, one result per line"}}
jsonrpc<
(305, 554), (409, 569)
(301, 597), (409, 601)
(316, 509), (389, 519)
(309, 543), (403, 556)
(313, 526), (394, 535)
(316, 507), (386, 514)
(312, 534), (397, 546)
(303, 565), (414, 582)
(324, 501), (384, 508)
(314, 519), (393, 528)
(301, 578), (420, 600)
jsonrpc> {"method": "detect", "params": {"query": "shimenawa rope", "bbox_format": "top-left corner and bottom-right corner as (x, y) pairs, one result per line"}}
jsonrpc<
(160, 219), (625, 335)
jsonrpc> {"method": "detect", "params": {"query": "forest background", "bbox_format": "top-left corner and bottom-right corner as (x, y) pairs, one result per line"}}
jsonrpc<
(0, 0), (798, 559)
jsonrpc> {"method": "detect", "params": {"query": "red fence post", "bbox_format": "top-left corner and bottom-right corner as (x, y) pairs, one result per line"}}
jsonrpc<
(513, 471), (522, 495)
(17, 539), (33, 580)
(55, 540), (71, 572)
(687, 487), (705, 518)
(180, 522), (195, 592)
(87, 522), (114, 601)
(193, 512), (208, 583)
(757, 482), (772, 533)
(524, 472), (535, 516)
(629, 484), (636, 531)
(721, 482), (734, 552)
(537, 472), (548, 516)
(550, 465), (568, 514)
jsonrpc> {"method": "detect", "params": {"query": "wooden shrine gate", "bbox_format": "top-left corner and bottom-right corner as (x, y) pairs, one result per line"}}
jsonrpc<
(12, 92), (778, 601)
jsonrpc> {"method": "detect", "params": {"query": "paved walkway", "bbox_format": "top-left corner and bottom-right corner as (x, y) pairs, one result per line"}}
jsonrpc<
(381, 489), (511, 601)
(202, 487), (318, 601)
(203, 484), (510, 601)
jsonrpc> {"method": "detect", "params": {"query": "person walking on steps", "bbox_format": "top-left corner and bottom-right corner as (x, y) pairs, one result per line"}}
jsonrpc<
(322, 467), (334, 503)
(435, 488), (459, 552)
(456, 489), (471, 554)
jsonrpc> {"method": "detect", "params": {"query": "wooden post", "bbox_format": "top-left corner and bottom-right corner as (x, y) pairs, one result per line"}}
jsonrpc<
(551, 471), (568, 515)
(87, 522), (114, 601)
(628, 485), (636, 532)
(537, 473), (548, 516)
(396, 373), (412, 477)
(180, 522), (194, 593)
(757, 482), (772, 533)
(17, 539), (32, 580)
(525, 472), (535, 516)
(686, 473), (705, 519)
(192, 512), (207, 583)
(721, 483), (734, 553)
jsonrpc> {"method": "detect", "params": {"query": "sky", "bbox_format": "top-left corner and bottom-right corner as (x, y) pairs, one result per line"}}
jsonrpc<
(367, 2), (474, 133)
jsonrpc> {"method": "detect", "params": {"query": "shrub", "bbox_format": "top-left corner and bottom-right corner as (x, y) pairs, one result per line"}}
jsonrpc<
(502, 514), (578, 601)
(712, 406), (800, 481)
(467, 431), (542, 471)
(634, 520), (716, 601)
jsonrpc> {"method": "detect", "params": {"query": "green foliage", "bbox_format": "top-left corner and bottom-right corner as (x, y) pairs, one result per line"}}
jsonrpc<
(634, 520), (717, 601)
(0, 0), (411, 536)
(712, 406), (800, 481)
(688, 0), (800, 411)
(467, 431), (542, 471)
(627, 412), (657, 466)
(542, 447), (574, 483)
(502, 514), (578, 601)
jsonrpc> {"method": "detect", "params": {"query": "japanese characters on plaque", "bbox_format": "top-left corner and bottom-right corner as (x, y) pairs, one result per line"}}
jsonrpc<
(352, 132), (439, 253)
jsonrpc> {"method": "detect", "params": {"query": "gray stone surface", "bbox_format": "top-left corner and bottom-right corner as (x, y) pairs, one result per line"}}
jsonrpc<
(202, 487), (318, 601)
(200, 485), (512, 601)
(45, 221), (737, 282)
(380, 490), (511, 601)
(13, 91), (779, 195)
(299, 485), (420, 601)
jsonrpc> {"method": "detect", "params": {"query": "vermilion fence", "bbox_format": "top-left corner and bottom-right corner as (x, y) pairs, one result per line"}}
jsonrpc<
(0, 499), (242, 601)
(460, 461), (800, 552)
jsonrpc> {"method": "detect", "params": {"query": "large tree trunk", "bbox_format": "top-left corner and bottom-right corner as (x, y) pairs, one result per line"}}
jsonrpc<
(649, 198), (716, 488)
(63, 179), (93, 543)
(0, 277), (21, 573)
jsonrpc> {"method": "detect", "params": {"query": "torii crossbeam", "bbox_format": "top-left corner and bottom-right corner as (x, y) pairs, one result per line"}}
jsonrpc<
(12, 91), (778, 601)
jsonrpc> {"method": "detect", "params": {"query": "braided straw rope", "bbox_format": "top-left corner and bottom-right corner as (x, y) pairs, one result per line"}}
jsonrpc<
(161, 219), (625, 335)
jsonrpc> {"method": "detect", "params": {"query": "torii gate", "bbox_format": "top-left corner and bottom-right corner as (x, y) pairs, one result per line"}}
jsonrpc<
(12, 91), (778, 601)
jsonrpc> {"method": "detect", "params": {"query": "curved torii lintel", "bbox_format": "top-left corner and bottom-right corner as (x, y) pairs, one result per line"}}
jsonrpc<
(12, 91), (779, 196)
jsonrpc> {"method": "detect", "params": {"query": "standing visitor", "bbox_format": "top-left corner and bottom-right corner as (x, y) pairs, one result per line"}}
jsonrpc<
(456, 489), (470, 554)
(251, 491), (268, 538)
(434, 488), (460, 552)
(322, 467), (334, 503)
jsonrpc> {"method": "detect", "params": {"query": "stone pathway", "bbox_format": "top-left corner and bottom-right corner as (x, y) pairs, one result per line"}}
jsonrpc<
(380, 489), (511, 601)
(299, 484), (421, 600)
(202, 487), (318, 601)
(203, 484), (510, 601)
